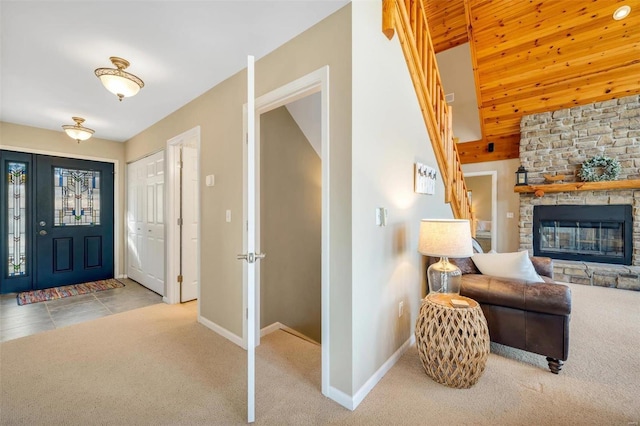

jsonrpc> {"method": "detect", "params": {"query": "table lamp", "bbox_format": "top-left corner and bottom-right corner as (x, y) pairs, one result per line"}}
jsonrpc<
(419, 219), (473, 294)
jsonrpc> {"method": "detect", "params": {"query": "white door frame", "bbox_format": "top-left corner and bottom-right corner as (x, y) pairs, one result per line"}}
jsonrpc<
(165, 126), (201, 307)
(0, 145), (121, 279)
(465, 170), (498, 250)
(242, 66), (330, 396)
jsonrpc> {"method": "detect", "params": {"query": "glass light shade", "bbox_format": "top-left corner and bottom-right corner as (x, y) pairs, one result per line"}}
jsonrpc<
(98, 73), (142, 99)
(62, 117), (94, 143)
(95, 57), (144, 101)
(63, 127), (93, 141)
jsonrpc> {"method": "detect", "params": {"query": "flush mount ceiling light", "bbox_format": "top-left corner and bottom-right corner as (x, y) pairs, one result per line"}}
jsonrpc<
(613, 5), (631, 20)
(62, 117), (95, 143)
(94, 57), (144, 101)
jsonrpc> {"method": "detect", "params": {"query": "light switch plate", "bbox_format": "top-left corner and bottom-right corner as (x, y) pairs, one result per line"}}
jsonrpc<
(206, 175), (215, 186)
(376, 207), (388, 226)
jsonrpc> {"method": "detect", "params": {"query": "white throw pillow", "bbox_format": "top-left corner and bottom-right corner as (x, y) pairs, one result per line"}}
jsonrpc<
(471, 251), (544, 283)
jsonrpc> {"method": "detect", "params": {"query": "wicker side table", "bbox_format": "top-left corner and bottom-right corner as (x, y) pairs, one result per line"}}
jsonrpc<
(415, 294), (490, 388)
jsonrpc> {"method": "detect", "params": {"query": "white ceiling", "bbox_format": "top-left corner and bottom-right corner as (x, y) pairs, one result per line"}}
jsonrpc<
(0, 1), (349, 142)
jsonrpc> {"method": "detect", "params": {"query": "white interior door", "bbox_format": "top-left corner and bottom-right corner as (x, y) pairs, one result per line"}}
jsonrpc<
(127, 151), (165, 295)
(239, 55), (258, 424)
(180, 145), (199, 302)
(127, 161), (144, 283)
(144, 153), (165, 294)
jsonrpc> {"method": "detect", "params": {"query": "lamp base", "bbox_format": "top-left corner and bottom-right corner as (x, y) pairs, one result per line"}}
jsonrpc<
(427, 257), (462, 295)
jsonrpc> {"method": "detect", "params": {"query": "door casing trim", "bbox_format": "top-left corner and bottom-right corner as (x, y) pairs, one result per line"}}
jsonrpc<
(165, 126), (201, 309)
(464, 170), (498, 250)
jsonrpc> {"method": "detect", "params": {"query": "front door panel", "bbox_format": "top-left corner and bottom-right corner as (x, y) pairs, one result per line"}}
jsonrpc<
(35, 155), (114, 289)
(0, 151), (114, 293)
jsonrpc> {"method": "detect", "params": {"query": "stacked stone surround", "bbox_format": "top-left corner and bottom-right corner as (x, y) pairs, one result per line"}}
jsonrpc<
(518, 94), (640, 291)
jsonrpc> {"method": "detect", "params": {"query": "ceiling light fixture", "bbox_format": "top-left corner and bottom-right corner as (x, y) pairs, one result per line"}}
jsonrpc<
(613, 5), (631, 20)
(62, 117), (95, 143)
(95, 57), (144, 101)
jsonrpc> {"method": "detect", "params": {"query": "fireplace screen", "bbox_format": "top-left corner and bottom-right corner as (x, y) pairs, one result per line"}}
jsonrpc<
(539, 221), (623, 257)
(533, 205), (632, 265)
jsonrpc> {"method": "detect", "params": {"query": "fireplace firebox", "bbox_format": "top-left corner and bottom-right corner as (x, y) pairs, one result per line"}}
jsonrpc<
(533, 205), (632, 265)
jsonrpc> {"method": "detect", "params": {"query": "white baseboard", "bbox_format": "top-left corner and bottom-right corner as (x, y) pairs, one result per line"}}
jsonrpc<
(198, 315), (244, 348)
(333, 334), (416, 411)
(260, 322), (282, 337)
(327, 385), (355, 411)
(198, 319), (414, 412)
(261, 322), (320, 346)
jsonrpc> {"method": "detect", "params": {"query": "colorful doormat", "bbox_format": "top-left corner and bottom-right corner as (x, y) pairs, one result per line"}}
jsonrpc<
(16, 279), (125, 306)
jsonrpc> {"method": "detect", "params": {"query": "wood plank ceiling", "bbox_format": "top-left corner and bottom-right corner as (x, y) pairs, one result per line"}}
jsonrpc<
(426, 0), (640, 164)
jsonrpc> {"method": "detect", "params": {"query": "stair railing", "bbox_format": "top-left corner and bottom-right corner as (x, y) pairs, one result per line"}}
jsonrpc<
(383, 0), (474, 227)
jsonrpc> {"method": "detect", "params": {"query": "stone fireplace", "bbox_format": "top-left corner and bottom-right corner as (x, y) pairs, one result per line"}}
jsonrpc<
(518, 94), (640, 291)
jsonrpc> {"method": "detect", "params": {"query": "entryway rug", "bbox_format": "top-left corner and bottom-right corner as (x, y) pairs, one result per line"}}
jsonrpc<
(16, 279), (125, 306)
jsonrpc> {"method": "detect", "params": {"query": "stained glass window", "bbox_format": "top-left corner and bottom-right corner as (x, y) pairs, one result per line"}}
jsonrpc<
(54, 167), (101, 226)
(7, 162), (27, 276)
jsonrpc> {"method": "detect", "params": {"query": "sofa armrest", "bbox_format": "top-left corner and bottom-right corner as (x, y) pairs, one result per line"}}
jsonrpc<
(461, 274), (571, 316)
(531, 256), (553, 279)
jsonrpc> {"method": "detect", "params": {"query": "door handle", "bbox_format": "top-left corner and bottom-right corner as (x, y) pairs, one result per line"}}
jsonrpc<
(39, 230), (48, 236)
(236, 253), (266, 263)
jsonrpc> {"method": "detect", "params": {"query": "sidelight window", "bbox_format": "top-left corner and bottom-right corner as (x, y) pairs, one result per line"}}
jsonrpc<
(7, 162), (27, 276)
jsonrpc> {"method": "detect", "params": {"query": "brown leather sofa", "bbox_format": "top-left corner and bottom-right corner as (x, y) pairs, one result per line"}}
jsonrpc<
(427, 255), (571, 374)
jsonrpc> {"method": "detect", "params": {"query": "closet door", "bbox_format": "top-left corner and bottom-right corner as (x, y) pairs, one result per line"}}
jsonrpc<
(127, 160), (144, 284)
(127, 151), (164, 295)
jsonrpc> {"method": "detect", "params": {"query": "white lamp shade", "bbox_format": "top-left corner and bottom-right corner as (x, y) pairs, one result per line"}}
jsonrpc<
(98, 74), (142, 98)
(418, 219), (473, 258)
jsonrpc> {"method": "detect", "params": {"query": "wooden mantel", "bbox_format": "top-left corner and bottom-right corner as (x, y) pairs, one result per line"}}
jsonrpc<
(514, 179), (640, 197)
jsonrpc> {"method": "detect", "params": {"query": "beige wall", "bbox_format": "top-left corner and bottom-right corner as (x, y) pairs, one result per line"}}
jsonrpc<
(351, 0), (453, 394)
(125, 5), (353, 394)
(0, 121), (126, 276)
(463, 158), (521, 252)
(260, 107), (321, 343)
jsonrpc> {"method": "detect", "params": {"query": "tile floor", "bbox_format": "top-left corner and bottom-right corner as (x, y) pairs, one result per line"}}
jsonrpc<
(0, 278), (163, 343)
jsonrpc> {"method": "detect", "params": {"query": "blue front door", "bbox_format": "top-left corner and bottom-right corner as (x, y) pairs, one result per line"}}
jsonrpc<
(0, 151), (115, 293)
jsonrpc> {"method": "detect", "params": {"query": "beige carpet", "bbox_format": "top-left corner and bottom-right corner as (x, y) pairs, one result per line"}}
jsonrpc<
(1, 283), (639, 425)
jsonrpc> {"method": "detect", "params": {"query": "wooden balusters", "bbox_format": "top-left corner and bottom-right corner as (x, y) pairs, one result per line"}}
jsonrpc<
(382, 0), (473, 225)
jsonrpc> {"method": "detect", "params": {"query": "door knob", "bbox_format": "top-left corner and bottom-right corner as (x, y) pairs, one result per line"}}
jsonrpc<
(236, 252), (266, 263)
(39, 230), (47, 236)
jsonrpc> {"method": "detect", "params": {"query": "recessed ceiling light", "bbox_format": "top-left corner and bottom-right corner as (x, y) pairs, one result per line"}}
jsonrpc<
(613, 5), (631, 20)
